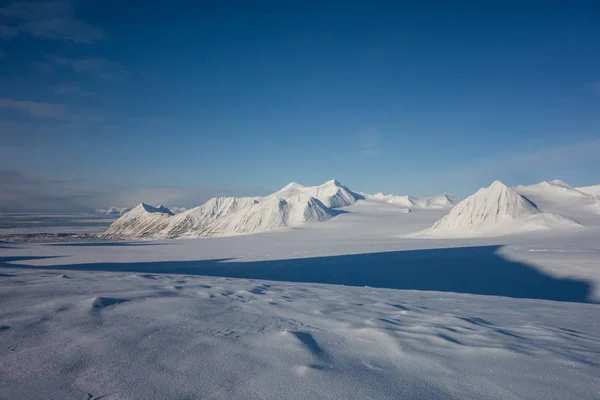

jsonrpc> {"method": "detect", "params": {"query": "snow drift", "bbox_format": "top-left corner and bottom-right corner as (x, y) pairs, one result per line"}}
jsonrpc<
(414, 181), (580, 238)
(515, 180), (592, 201)
(101, 180), (356, 239)
(515, 180), (600, 218)
(577, 184), (600, 197)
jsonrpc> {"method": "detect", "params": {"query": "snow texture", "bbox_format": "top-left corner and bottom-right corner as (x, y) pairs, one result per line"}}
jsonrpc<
(1, 178), (600, 399)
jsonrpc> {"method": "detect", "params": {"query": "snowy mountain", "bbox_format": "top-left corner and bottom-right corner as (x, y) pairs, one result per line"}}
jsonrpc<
(416, 181), (580, 237)
(101, 180), (352, 239)
(101, 203), (174, 238)
(364, 192), (460, 209)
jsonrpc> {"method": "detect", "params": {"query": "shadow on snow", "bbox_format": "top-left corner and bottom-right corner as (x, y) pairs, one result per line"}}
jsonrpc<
(0, 245), (593, 303)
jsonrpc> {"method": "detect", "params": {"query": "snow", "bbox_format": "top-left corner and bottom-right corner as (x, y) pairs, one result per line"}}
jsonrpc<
(101, 180), (359, 239)
(1, 178), (600, 399)
(363, 192), (460, 209)
(515, 180), (600, 223)
(577, 184), (600, 197)
(267, 179), (363, 208)
(102, 203), (174, 238)
(416, 181), (581, 238)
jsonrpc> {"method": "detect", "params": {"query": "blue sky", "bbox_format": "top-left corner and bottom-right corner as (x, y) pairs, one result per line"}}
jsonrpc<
(0, 1), (599, 211)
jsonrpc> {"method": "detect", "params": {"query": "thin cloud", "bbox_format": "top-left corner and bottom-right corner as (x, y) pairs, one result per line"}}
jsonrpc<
(0, 98), (69, 120)
(0, 169), (271, 212)
(55, 84), (99, 98)
(359, 129), (380, 157)
(0, 0), (104, 43)
(51, 56), (128, 80)
(591, 81), (600, 95)
(436, 138), (600, 191)
(0, 97), (102, 123)
(0, 49), (5, 58)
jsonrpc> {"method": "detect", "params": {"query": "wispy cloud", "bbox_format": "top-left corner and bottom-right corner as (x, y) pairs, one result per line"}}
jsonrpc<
(0, 0), (104, 43)
(591, 81), (600, 95)
(0, 98), (70, 120)
(437, 138), (600, 191)
(51, 56), (128, 80)
(55, 84), (99, 98)
(358, 129), (380, 157)
(0, 169), (270, 212)
(0, 97), (102, 123)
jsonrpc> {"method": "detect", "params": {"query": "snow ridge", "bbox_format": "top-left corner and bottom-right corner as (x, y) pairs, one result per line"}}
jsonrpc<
(101, 180), (352, 239)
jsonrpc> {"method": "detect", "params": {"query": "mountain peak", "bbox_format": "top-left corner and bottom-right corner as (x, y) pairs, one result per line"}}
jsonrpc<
(140, 203), (174, 215)
(488, 180), (509, 190)
(324, 179), (342, 187)
(282, 181), (303, 190)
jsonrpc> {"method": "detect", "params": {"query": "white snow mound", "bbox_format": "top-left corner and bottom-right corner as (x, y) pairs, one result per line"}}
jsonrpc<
(415, 181), (580, 238)
(364, 192), (460, 209)
(516, 180), (591, 200)
(575, 184), (600, 197)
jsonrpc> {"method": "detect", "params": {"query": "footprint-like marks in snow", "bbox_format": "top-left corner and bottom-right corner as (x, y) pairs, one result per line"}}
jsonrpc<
(289, 331), (326, 359)
(388, 303), (409, 311)
(435, 333), (463, 345)
(457, 316), (494, 327)
(136, 274), (158, 280)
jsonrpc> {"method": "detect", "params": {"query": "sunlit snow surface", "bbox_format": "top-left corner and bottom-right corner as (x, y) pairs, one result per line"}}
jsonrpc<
(1, 197), (600, 399)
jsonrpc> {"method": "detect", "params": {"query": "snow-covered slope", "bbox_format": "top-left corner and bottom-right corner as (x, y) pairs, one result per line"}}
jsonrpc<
(101, 203), (174, 238)
(365, 192), (460, 209)
(416, 181), (580, 237)
(160, 195), (337, 239)
(516, 180), (591, 200)
(577, 184), (600, 197)
(101, 181), (349, 239)
(515, 180), (600, 221)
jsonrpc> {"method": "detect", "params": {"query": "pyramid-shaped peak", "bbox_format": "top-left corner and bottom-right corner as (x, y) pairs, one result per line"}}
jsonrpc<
(488, 180), (510, 190)
(324, 179), (342, 186)
(427, 180), (541, 233)
(140, 203), (173, 215)
(281, 181), (303, 190)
